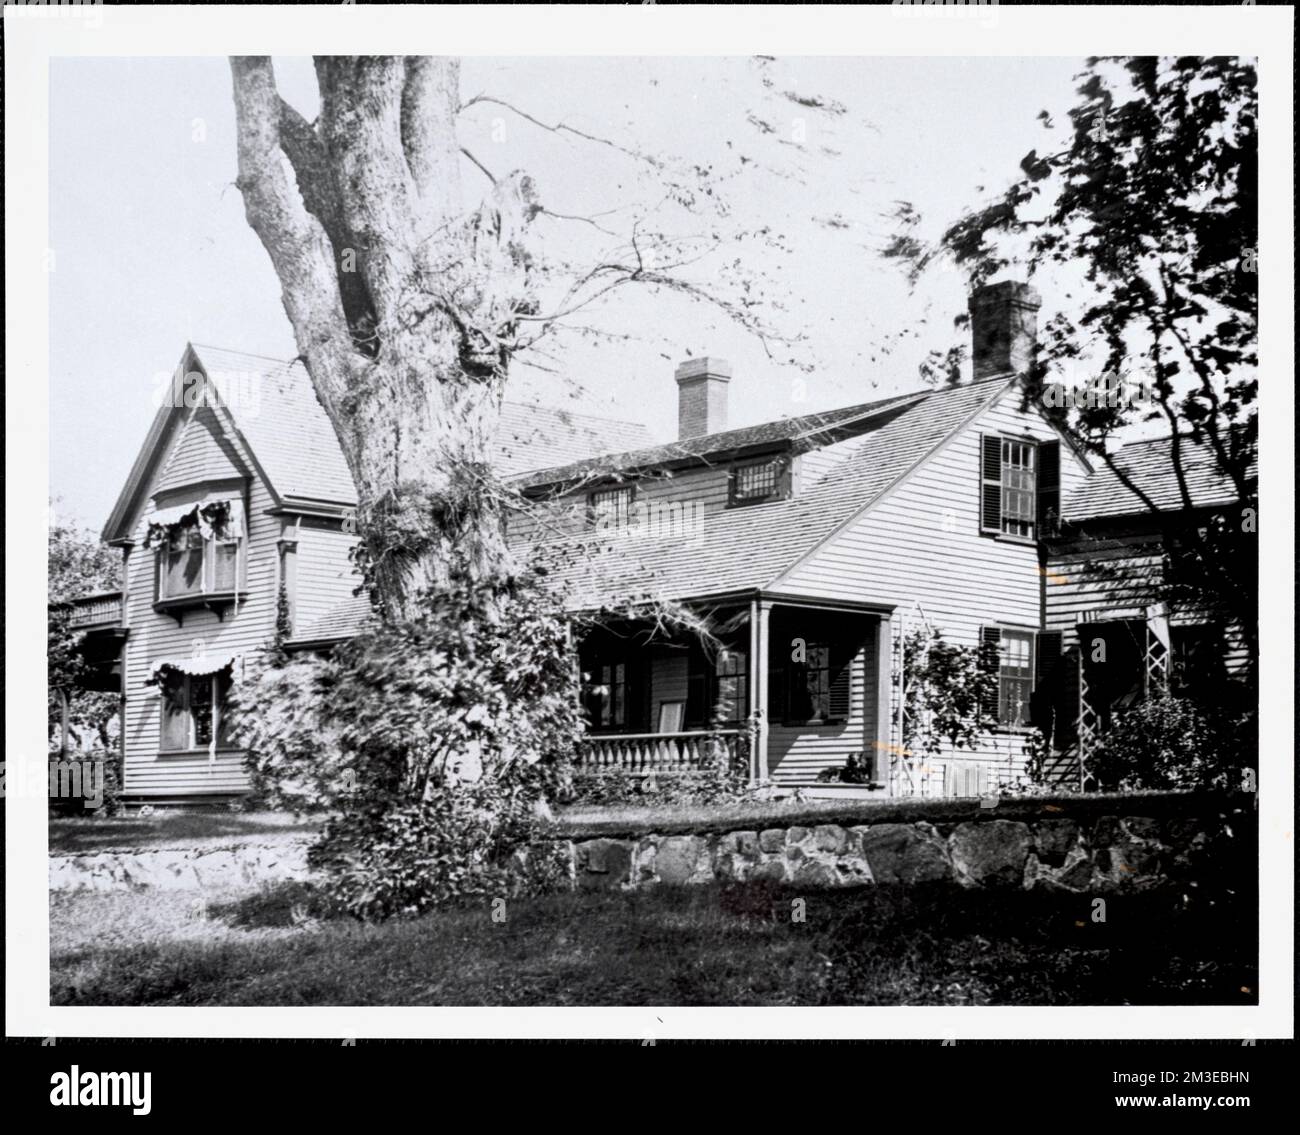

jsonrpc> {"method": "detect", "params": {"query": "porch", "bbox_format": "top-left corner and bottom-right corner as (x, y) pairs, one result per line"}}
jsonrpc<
(576, 597), (893, 791)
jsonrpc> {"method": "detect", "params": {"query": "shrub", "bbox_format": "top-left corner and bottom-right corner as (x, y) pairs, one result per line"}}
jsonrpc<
(229, 570), (583, 919)
(1087, 693), (1254, 792)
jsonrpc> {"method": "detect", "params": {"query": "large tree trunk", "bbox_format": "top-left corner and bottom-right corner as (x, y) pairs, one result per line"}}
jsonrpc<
(230, 56), (539, 619)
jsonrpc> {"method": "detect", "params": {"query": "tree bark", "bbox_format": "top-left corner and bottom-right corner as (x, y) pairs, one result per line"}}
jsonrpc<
(230, 56), (539, 619)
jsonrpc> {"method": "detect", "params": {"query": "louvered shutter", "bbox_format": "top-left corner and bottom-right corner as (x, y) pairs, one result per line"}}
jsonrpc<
(978, 625), (1002, 724)
(1036, 440), (1061, 537)
(828, 643), (854, 722)
(980, 434), (1003, 533)
(1030, 630), (1063, 738)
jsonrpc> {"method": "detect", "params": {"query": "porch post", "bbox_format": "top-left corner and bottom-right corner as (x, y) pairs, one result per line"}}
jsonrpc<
(874, 614), (893, 790)
(748, 599), (772, 783)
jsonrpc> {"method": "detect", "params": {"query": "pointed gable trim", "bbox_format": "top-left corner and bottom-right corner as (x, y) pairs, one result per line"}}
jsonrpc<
(102, 344), (282, 545)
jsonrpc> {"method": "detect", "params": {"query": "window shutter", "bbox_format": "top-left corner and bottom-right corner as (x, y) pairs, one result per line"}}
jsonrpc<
(828, 643), (854, 722)
(980, 434), (1003, 533)
(1030, 630), (1063, 737)
(1036, 440), (1061, 536)
(978, 625), (1002, 723)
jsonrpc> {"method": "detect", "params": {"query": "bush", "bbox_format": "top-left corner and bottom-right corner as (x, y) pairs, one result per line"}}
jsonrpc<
(1087, 694), (1254, 792)
(47, 749), (123, 816)
(229, 570), (583, 919)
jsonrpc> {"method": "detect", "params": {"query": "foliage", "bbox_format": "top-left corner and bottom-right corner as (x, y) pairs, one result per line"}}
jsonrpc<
(47, 501), (120, 752)
(885, 57), (1258, 670)
(1086, 693), (1254, 793)
(898, 626), (998, 759)
(47, 750), (124, 816)
(229, 569), (583, 918)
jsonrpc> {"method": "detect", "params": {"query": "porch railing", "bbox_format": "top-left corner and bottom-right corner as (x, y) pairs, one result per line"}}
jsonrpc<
(63, 592), (124, 630)
(578, 729), (748, 774)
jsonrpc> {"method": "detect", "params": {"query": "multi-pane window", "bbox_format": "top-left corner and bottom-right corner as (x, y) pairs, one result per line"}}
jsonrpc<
(997, 628), (1036, 727)
(729, 460), (784, 506)
(590, 486), (635, 532)
(158, 527), (242, 599)
(584, 662), (627, 730)
(712, 649), (749, 724)
(1000, 440), (1037, 539)
(160, 671), (233, 751)
(794, 644), (833, 723)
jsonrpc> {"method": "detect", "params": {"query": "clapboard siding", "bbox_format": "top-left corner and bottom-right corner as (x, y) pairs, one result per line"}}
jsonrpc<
(292, 520), (362, 633)
(120, 408), (278, 797)
(772, 387), (1088, 786)
(768, 628), (877, 787)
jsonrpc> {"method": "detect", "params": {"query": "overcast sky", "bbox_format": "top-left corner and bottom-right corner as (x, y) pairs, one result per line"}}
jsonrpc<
(49, 55), (1086, 529)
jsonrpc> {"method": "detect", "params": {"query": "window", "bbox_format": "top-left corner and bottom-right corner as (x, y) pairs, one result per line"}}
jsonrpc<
(1000, 440), (1036, 539)
(158, 526), (242, 600)
(982, 627), (1036, 728)
(980, 435), (1060, 540)
(712, 648), (749, 724)
(583, 661), (627, 730)
(160, 671), (233, 751)
(590, 486), (635, 533)
(770, 640), (852, 726)
(729, 459), (787, 507)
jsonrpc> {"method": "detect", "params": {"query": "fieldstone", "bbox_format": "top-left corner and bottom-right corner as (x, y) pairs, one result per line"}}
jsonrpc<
(655, 835), (713, 885)
(1024, 846), (1094, 892)
(752, 858), (789, 883)
(833, 856), (874, 884)
(759, 828), (786, 854)
(813, 824), (847, 853)
(576, 839), (633, 889)
(859, 822), (952, 884)
(793, 858), (838, 888)
(632, 838), (658, 886)
(713, 831), (761, 883)
(786, 826), (812, 847)
(950, 821), (1032, 888)
(1033, 819), (1081, 866)
(1122, 815), (1163, 841)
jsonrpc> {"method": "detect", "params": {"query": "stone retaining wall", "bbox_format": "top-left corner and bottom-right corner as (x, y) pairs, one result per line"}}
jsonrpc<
(49, 841), (309, 893)
(561, 793), (1254, 893)
(49, 792), (1253, 895)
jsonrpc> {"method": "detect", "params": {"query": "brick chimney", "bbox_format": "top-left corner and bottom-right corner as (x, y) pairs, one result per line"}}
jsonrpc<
(968, 281), (1041, 380)
(674, 357), (731, 439)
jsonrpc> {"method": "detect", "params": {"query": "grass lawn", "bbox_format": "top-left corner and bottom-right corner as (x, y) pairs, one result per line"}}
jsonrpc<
(50, 879), (1256, 1007)
(48, 810), (320, 855)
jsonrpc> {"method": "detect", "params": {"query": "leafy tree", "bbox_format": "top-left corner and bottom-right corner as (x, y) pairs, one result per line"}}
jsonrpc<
(226, 56), (870, 910)
(885, 57), (1258, 673)
(47, 500), (119, 753)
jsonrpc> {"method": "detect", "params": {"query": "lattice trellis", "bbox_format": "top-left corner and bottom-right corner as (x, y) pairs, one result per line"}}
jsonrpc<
(1144, 622), (1170, 696)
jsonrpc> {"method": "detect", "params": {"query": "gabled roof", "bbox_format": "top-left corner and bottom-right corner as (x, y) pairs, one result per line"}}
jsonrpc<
(291, 375), (1022, 639)
(103, 344), (654, 542)
(539, 375), (1017, 610)
(1064, 433), (1254, 522)
(513, 390), (926, 490)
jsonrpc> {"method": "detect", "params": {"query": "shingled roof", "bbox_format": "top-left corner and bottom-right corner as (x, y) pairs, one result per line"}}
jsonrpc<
(288, 376), (1018, 639)
(1064, 433), (1254, 522)
(104, 344), (653, 540)
(513, 390), (926, 489)
(537, 376), (1016, 610)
